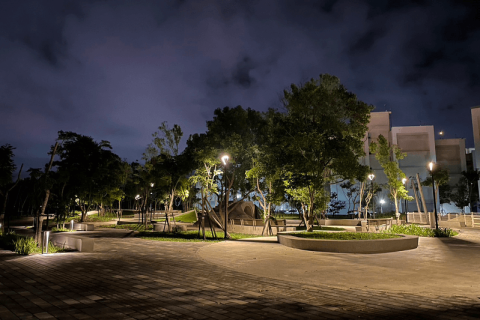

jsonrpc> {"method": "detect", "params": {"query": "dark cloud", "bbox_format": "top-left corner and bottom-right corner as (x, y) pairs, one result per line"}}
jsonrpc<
(0, 0), (478, 171)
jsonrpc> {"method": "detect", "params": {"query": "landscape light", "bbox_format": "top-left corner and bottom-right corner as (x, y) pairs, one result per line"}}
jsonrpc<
(44, 231), (50, 254)
(221, 155), (229, 166)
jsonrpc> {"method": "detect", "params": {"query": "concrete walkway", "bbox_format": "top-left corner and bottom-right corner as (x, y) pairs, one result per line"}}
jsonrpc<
(0, 228), (479, 319)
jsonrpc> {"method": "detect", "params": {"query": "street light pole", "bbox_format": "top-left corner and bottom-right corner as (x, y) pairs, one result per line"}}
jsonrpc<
(368, 174), (375, 219)
(428, 162), (439, 231)
(221, 154), (230, 239)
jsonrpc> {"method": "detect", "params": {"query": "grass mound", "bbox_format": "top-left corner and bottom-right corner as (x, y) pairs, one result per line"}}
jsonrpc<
(291, 231), (401, 240)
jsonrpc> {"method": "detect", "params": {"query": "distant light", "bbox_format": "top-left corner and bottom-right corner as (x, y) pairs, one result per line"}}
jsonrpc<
(428, 162), (434, 172)
(150, 183), (154, 187)
(439, 131), (444, 136)
(402, 178), (407, 184)
(221, 155), (229, 166)
(368, 174), (375, 181)
(380, 199), (385, 204)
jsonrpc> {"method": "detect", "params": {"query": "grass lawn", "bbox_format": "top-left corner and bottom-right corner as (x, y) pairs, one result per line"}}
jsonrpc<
(175, 211), (197, 223)
(137, 230), (261, 242)
(273, 214), (301, 220)
(291, 231), (401, 240)
(296, 226), (345, 231)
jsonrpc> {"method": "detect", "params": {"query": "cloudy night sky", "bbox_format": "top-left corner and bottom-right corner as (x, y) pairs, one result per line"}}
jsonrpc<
(1, 0), (479, 172)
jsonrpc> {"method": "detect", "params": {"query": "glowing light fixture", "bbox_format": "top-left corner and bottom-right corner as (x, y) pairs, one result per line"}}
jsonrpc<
(221, 155), (229, 166)
(368, 173), (375, 181)
(44, 231), (50, 254)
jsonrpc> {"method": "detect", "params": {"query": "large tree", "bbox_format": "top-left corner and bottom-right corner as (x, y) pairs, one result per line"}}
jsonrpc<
(0, 144), (23, 233)
(54, 131), (122, 222)
(276, 74), (372, 231)
(370, 134), (413, 219)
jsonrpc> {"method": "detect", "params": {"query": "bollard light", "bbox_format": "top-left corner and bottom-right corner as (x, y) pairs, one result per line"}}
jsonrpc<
(71, 220), (74, 231)
(44, 231), (50, 254)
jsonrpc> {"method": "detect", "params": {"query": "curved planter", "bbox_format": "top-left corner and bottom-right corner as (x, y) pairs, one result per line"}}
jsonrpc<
(277, 232), (418, 254)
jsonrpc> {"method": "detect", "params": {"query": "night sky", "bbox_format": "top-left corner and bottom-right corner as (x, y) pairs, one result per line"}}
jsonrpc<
(1, 0), (479, 172)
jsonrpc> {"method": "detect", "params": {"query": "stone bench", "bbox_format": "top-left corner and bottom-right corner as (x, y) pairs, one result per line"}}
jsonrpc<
(73, 223), (94, 231)
(50, 233), (94, 252)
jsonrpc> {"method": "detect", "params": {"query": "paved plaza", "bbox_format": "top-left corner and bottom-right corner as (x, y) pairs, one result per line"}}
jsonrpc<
(1, 228), (480, 319)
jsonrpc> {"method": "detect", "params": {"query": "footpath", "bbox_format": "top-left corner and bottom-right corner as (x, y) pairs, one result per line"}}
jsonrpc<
(0, 227), (479, 319)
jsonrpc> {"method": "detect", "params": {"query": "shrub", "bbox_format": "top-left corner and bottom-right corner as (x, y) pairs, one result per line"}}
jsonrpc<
(13, 237), (39, 255)
(385, 224), (457, 237)
(0, 231), (21, 251)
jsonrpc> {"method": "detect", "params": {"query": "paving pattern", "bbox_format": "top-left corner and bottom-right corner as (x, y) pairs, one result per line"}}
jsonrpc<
(0, 229), (479, 319)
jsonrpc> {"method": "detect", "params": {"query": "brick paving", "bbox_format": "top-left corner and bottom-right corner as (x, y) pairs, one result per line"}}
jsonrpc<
(0, 229), (479, 319)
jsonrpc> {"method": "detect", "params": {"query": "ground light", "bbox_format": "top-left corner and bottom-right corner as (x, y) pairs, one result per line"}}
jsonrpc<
(428, 162), (439, 230)
(43, 231), (50, 254)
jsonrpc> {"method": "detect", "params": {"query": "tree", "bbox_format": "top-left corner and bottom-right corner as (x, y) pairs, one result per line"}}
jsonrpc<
(422, 165), (450, 214)
(328, 192), (346, 217)
(274, 74), (372, 231)
(0, 144), (23, 233)
(370, 134), (413, 219)
(54, 131), (122, 222)
(451, 177), (470, 213)
(461, 169), (479, 211)
(145, 122), (192, 230)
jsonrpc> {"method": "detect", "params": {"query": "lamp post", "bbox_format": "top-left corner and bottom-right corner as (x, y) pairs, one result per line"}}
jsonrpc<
(428, 162), (439, 230)
(368, 173), (375, 219)
(221, 154), (230, 239)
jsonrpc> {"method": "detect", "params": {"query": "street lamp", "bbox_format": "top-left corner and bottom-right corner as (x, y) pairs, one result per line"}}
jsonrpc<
(368, 173), (375, 219)
(380, 199), (385, 214)
(428, 162), (439, 230)
(402, 178), (408, 221)
(221, 154), (230, 239)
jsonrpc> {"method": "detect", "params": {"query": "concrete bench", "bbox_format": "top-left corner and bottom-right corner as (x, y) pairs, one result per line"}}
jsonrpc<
(50, 233), (94, 252)
(73, 223), (94, 231)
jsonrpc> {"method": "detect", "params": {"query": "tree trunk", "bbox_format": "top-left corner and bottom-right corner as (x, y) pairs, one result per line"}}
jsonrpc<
(1, 164), (24, 233)
(411, 179), (421, 214)
(416, 173), (428, 215)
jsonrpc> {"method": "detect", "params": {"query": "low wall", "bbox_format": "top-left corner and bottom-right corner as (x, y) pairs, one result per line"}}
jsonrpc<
(229, 224), (296, 236)
(50, 234), (94, 252)
(320, 219), (362, 226)
(277, 232), (418, 254)
(73, 223), (94, 231)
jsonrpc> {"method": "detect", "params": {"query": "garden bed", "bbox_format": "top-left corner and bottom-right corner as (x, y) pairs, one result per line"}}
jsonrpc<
(277, 231), (418, 254)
